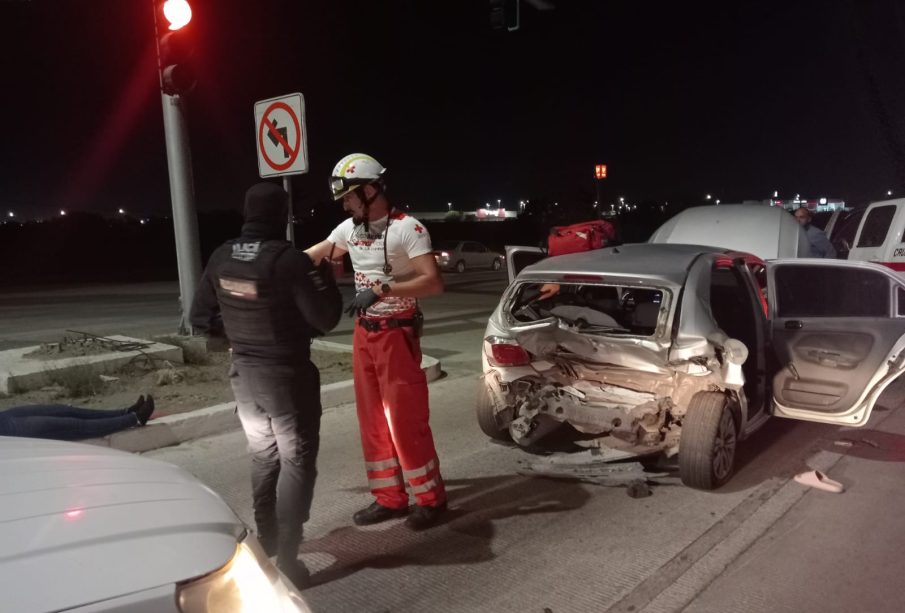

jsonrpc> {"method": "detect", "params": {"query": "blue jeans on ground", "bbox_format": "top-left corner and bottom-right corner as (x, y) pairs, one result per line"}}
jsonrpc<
(0, 404), (138, 440)
(230, 358), (321, 566)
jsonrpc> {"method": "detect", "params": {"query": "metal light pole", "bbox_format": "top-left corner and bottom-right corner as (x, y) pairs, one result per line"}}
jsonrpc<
(154, 0), (202, 335)
(160, 93), (202, 334)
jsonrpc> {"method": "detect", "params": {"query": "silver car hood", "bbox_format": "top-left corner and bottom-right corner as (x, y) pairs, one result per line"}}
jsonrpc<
(0, 437), (242, 613)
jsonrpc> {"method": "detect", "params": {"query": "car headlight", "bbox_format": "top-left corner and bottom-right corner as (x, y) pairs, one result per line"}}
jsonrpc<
(176, 533), (310, 613)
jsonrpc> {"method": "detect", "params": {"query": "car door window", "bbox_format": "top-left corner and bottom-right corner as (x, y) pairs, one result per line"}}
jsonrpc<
(856, 205), (896, 248)
(774, 266), (889, 318)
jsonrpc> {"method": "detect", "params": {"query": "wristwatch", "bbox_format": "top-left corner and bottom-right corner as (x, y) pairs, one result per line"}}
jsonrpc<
(380, 282), (392, 296)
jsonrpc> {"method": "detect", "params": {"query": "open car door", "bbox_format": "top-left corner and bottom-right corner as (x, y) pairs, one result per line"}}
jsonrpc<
(767, 259), (905, 426)
(505, 246), (546, 284)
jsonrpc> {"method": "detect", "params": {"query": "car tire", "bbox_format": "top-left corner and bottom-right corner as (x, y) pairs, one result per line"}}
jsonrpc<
(456, 260), (466, 273)
(491, 259), (502, 271)
(679, 391), (737, 490)
(476, 383), (511, 441)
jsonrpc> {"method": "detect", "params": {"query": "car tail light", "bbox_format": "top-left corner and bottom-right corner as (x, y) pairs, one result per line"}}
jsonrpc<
(441, 251), (449, 257)
(485, 336), (530, 367)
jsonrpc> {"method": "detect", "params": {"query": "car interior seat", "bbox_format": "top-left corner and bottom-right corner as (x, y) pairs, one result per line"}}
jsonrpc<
(630, 302), (660, 334)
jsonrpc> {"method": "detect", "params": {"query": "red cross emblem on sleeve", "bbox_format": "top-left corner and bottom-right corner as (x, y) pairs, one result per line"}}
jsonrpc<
(414, 224), (423, 233)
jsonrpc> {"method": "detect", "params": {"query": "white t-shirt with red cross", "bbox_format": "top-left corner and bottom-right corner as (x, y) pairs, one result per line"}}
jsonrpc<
(328, 211), (433, 318)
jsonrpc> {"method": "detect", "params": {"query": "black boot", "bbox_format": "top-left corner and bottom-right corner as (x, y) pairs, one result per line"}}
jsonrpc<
(353, 501), (409, 526)
(277, 558), (311, 590)
(404, 501), (448, 531)
(277, 540), (310, 589)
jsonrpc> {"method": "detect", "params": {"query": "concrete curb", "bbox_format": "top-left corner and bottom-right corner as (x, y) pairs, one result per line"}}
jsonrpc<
(84, 344), (442, 454)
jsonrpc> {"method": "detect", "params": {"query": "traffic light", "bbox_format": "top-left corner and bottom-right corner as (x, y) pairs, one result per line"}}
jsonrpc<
(490, 0), (519, 31)
(156, 0), (196, 96)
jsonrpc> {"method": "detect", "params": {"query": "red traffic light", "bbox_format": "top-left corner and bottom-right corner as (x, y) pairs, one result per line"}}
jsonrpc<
(163, 0), (192, 31)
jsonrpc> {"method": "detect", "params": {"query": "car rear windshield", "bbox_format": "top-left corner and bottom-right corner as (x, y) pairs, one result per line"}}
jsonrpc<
(509, 282), (665, 336)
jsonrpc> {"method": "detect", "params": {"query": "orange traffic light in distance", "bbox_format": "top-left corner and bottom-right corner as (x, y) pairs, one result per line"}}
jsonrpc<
(595, 164), (607, 179)
(163, 0), (192, 31)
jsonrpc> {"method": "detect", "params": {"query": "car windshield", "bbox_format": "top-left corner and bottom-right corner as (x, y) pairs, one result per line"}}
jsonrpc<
(509, 282), (665, 337)
(434, 241), (459, 251)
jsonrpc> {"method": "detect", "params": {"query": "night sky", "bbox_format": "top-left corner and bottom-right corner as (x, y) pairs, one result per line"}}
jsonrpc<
(3, 0), (905, 219)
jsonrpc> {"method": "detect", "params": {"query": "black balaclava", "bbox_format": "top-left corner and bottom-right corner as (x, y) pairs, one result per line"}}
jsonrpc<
(242, 182), (288, 239)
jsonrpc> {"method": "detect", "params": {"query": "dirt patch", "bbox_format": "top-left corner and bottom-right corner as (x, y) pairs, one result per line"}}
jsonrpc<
(0, 348), (354, 419)
(22, 334), (145, 360)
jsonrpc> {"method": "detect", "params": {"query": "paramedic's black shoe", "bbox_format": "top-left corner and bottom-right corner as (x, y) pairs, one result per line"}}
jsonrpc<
(353, 502), (408, 526)
(404, 502), (447, 531)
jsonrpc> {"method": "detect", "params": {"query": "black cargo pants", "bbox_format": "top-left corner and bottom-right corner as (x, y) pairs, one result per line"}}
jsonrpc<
(229, 358), (321, 564)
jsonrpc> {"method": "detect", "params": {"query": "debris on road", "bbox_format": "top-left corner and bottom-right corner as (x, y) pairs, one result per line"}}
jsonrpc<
(793, 469), (844, 493)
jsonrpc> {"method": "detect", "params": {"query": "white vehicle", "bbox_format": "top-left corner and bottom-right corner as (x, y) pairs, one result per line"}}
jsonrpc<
(846, 198), (905, 273)
(0, 436), (310, 613)
(648, 204), (812, 259)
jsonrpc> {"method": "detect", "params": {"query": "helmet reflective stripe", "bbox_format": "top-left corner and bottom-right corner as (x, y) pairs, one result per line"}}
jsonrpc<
(329, 153), (387, 200)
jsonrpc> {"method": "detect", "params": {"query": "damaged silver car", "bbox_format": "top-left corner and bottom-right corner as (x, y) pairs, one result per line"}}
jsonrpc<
(479, 243), (905, 489)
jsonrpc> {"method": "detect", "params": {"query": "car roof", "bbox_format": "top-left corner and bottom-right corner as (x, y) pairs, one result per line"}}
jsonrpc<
(648, 204), (809, 259)
(519, 243), (726, 286)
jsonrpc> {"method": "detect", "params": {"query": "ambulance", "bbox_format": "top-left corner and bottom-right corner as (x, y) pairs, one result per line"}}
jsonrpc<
(845, 198), (905, 273)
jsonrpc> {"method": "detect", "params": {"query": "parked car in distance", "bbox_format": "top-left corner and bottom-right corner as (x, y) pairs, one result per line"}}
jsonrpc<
(434, 240), (505, 272)
(478, 242), (905, 490)
(0, 436), (310, 613)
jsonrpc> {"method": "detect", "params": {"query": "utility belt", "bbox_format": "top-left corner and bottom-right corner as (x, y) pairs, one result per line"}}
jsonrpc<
(358, 310), (424, 337)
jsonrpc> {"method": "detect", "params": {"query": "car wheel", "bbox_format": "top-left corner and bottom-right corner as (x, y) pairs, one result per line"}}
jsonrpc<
(456, 260), (466, 273)
(476, 383), (511, 441)
(679, 391), (737, 490)
(491, 258), (502, 271)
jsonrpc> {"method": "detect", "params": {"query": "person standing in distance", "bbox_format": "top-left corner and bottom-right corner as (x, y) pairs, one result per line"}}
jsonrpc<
(190, 182), (342, 587)
(305, 153), (447, 530)
(794, 206), (837, 258)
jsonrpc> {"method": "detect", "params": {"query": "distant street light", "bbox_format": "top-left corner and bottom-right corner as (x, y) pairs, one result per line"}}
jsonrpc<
(447, 202), (452, 211)
(705, 194), (712, 200)
(888, 190), (893, 196)
(7, 211), (13, 218)
(60, 210), (67, 216)
(118, 208), (126, 214)
(715, 199), (721, 205)
(497, 199), (501, 207)
(773, 190), (779, 198)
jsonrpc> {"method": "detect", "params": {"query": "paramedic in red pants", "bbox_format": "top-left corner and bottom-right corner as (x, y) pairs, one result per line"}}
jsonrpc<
(305, 153), (447, 530)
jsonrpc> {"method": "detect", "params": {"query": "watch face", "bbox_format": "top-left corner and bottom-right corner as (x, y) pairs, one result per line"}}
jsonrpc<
(382, 283), (391, 295)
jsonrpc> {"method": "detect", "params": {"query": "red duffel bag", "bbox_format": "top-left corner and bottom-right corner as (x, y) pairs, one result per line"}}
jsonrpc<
(548, 220), (615, 256)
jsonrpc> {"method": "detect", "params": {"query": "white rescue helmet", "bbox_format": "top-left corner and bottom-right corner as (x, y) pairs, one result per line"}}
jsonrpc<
(329, 153), (387, 201)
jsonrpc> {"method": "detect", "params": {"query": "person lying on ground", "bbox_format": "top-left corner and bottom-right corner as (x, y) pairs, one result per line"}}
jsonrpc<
(0, 395), (155, 441)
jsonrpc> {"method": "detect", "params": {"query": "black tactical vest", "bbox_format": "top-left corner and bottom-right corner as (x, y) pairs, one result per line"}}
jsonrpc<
(215, 239), (306, 350)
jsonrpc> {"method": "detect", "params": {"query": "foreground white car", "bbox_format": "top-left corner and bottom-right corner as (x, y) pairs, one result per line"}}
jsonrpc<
(0, 436), (309, 613)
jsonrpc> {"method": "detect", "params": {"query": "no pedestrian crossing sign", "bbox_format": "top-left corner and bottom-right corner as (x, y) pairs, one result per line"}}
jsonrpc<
(254, 93), (309, 178)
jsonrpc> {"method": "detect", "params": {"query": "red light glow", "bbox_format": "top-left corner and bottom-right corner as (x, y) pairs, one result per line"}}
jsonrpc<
(163, 0), (192, 30)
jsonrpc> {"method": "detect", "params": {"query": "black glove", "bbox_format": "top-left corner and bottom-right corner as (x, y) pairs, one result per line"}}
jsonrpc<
(306, 257), (336, 292)
(345, 288), (381, 317)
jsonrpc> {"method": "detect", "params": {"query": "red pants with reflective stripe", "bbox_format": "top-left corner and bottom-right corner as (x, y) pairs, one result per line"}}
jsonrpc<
(352, 323), (445, 509)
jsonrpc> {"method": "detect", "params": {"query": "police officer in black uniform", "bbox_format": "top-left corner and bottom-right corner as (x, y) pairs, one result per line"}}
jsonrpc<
(190, 182), (342, 588)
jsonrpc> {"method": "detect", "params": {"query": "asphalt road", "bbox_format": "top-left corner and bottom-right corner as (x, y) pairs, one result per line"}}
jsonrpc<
(6, 273), (899, 611)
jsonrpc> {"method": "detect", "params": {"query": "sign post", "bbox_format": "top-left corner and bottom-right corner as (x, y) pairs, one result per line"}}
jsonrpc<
(254, 93), (309, 245)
